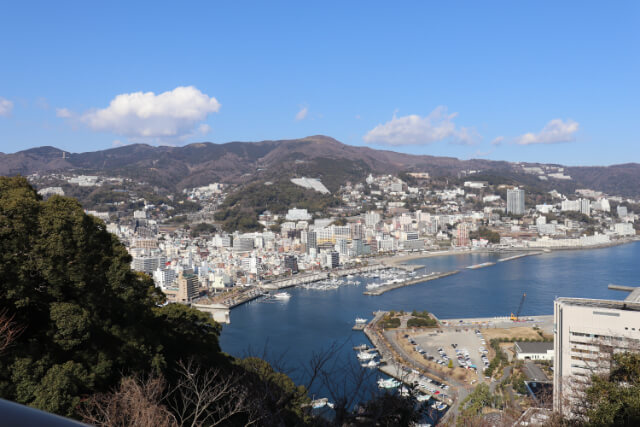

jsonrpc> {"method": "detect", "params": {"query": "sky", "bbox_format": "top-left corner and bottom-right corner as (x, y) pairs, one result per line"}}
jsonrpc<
(0, 1), (638, 166)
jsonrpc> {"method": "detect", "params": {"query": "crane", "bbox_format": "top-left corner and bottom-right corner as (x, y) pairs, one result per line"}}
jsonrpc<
(510, 293), (526, 321)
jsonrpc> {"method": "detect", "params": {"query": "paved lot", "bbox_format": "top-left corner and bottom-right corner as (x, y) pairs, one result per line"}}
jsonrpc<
(523, 361), (549, 382)
(411, 328), (489, 379)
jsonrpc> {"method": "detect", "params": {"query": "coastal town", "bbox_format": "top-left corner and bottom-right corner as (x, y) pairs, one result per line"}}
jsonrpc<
(29, 170), (639, 321)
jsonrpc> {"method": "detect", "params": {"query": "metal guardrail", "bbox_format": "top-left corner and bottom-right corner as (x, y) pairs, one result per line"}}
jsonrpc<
(0, 398), (87, 426)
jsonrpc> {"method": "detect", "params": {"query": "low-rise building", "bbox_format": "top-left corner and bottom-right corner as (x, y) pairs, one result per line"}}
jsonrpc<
(514, 341), (554, 361)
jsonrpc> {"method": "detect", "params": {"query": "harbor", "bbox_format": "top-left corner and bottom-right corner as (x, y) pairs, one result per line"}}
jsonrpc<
(220, 242), (640, 424)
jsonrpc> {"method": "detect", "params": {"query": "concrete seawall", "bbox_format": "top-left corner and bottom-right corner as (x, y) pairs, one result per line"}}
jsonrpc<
(363, 270), (460, 296)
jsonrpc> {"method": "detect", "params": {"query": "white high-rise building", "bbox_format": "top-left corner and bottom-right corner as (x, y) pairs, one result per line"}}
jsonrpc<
(365, 211), (381, 228)
(553, 293), (640, 416)
(507, 188), (525, 215)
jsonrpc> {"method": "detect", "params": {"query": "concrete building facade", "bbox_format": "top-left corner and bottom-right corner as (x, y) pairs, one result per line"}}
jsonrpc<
(553, 296), (640, 415)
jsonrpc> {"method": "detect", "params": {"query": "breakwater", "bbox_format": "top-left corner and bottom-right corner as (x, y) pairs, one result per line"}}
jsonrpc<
(363, 270), (460, 296)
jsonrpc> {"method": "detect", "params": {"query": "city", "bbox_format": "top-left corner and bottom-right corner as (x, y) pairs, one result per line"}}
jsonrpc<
(1, 1), (640, 426)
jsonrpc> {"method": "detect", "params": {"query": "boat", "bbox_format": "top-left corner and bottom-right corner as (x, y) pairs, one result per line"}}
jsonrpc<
(361, 360), (379, 368)
(431, 402), (447, 411)
(355, 317), (367, 324)
(353, 344), (369, 351)
(357, 351), (376, 361)
(377, 378), (400, 389)
(416, 394), (431, 402)
(273, 292), (291, 299)
(346, 274), (355, 279)
(311, 398), (329, 409)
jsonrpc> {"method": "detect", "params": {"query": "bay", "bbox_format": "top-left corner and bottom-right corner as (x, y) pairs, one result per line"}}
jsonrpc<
(219, 242), (639, 400)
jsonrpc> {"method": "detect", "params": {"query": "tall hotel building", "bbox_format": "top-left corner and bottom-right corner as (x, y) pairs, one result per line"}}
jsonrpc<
(507, 188), (525, 215)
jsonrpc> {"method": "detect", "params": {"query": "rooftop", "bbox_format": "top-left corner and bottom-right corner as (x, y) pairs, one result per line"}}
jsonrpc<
(515, 341), (553, 354)
(556, 297), (640, 312)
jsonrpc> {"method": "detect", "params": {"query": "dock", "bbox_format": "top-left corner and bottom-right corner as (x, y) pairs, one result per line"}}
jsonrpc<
(363, 270), (460, 296)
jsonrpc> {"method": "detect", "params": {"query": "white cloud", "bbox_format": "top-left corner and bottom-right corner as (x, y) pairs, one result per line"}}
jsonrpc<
(65, 86), (220, 142)
(363, 106), (479, 146)
(295, 106), (308, 121)
(491, 136), (504, 146)
(56, 108), (73, 118)
(112, 139), (125, 147)
(198, 124), (211, 135)
(0, 97), (13, 116)
(515, 119), (579, 145)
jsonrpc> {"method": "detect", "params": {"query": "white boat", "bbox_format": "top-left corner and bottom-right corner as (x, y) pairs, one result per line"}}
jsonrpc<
(416, 394), (431, 402)
(377, 378), (400, 389)
(361, 359), (379, 368)
(273, 292), (291, 299)
(346, 274), (355, 279)
(355, 317), (367, 324)
(357, 351), (376, 361)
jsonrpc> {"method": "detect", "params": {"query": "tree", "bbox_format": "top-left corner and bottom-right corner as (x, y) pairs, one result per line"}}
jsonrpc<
(583, 352), (640, 425)
(0, 177), (225, 417)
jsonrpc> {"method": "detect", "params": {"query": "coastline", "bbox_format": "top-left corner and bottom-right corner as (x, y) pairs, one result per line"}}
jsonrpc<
(374, 237), (638, 267)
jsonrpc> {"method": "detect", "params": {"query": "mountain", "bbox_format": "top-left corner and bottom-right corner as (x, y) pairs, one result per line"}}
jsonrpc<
(1, 135), (639, 197)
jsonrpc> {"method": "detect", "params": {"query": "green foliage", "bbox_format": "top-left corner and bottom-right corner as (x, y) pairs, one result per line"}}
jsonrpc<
(458, 383), (501, 425)
(379, 314), (401, 329)
(236, 357), (310, 424)
(189, 222), (216, 237)
(583, 352), (640, 425)
(469, 227), (501, 243)
(485, 339), (508, 377)
(406, 311), (437, 328)
(0, 176), (226, 417)
(216, 180), (339, 232)
(511, 372), (527, 395)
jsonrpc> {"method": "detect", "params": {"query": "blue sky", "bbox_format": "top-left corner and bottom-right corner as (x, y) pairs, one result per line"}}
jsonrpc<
(0, 1), (638, 165)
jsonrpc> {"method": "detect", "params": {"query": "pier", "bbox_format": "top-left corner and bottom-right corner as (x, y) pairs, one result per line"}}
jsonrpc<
(363, 270), (460, 296)
(262, 264), (389, 290)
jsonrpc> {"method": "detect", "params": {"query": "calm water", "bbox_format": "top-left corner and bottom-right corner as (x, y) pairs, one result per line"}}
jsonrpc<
(220, 242), (640, 399)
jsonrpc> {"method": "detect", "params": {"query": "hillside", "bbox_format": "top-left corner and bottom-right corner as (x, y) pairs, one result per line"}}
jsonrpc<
(1, 135), (640, 197)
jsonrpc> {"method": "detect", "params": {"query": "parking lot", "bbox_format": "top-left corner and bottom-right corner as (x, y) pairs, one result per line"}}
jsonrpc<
(410, 328), (489, 377)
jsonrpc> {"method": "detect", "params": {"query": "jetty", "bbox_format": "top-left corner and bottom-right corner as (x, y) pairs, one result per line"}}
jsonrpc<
(497, 251), (543, 262)
(363, 270), (459, 296)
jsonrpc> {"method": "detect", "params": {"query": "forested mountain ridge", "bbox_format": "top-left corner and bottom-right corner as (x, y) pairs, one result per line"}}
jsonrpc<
(2, 136), (640, 197)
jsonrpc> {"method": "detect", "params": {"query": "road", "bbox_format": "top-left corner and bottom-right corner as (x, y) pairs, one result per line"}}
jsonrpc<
(523, 361), (549, 382)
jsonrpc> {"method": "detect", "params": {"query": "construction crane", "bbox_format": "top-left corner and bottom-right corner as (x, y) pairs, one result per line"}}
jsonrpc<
(510, 293), (526, 321)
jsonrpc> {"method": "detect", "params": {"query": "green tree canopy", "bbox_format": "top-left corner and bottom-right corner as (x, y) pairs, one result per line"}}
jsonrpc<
(0, 176), (226, 417)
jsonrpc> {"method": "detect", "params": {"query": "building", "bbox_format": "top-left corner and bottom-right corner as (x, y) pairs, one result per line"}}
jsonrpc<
(132, 255), (165, 274)
(614, 222), (635, 236)
(579, 199), (591, 216)
(507, 188), (525, 215)
(177, 272), (199, 303)
(233, 237), (254, 253)
(617, 205), (628, 218)
(553, 294), (640, 415)
(455, 223), (470, 247)
(305, 230), (317, 254)
(152, 268), (176, 289)
(514, 342), (554, 361)
(286, 207), (312, 221)
(365, 211), (381, 228)
(283, 255), (298, 274)
(329, 251), (340, 269)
